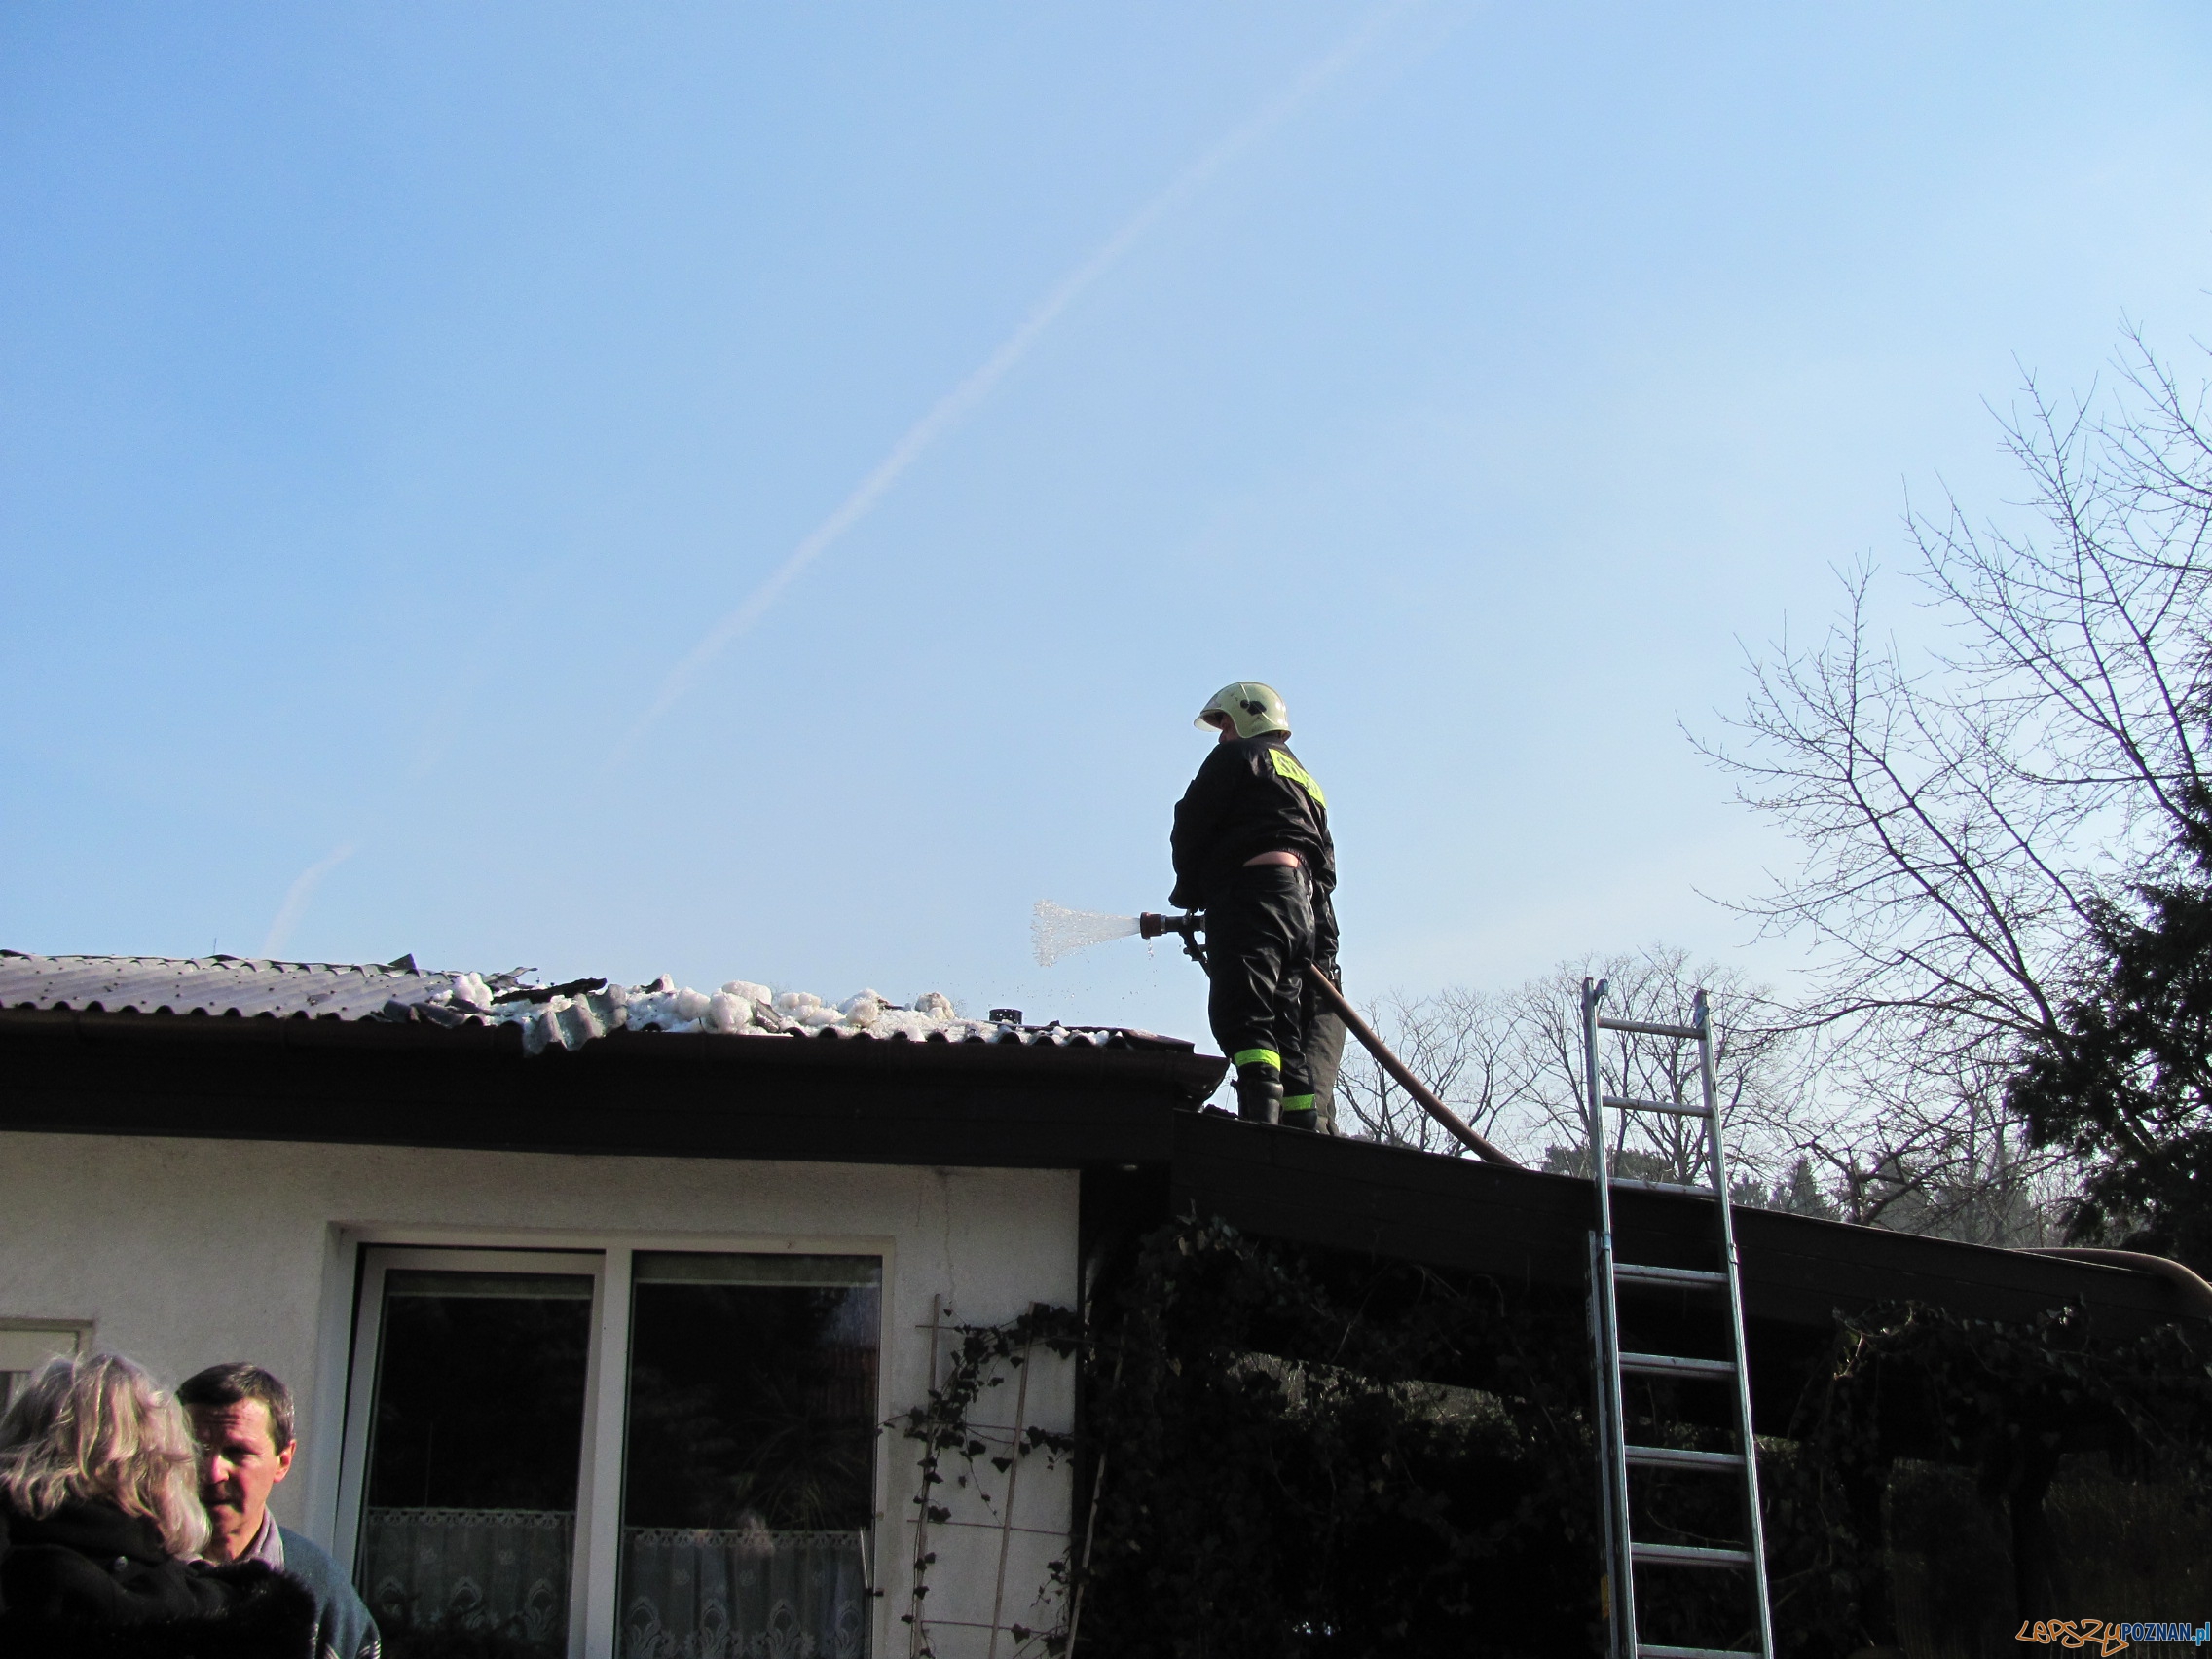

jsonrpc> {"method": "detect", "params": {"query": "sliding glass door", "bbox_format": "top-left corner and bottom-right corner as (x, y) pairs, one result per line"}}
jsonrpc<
(335, 1245), (883, 1659)
(339, 1251), (601, 1658)
(618, 1254), (880, 1659)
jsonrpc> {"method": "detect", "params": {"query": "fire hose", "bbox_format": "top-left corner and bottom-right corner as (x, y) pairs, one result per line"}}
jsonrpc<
(1138, 910), (1517, 1167)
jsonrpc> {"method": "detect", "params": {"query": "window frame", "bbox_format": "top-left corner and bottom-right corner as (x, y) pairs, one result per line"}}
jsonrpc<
(319, 1231), (895, 1659)
(332, 1247), (608, 1651)
(0, 1319), (93, 1413)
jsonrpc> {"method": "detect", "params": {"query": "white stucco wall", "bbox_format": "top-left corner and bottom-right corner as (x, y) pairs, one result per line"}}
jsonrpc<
(0, 1130), (1079, 1658)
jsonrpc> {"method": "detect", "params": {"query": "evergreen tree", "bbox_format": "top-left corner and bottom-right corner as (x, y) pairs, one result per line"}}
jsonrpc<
(1771, 1155), (1839, 1221)
(2009, 793), (2212, 1269)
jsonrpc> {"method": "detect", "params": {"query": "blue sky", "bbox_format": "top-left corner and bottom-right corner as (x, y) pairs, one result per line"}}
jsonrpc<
(5, 2), (2210, 1042)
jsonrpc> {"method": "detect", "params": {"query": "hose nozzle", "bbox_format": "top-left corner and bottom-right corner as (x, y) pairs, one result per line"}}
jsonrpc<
(1139, 910), (1207, 967)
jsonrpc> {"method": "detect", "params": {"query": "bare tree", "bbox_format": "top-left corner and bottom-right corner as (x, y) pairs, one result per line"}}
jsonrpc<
(1697, 327), (2212, 1234)
(1339, 945), (1809, 1190)
(1335, 984), (1533, 1158)
(1508, 947), (1809, 1188)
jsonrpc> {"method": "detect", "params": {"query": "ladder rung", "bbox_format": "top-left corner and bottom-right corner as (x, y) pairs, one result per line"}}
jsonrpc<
(1614, 1262), (1728, 1289)
(1597, 1015), (1702, 1039)
(1639, 1646), (1765, 1658)
(1611, 1175), (1715, 1198)
(1631, 1540), (1754, 1567)
(1604, 1093), (1710, 1118)
(1625, 1444), (1747, 1471)
(1620, 1351), (1736, 1379)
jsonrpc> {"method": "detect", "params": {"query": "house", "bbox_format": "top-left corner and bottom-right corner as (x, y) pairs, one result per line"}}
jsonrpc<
(3, 948), (2205, 1655)
(0, 950), (1225, 1659)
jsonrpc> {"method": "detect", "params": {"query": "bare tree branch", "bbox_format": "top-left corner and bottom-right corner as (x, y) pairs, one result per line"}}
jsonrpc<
(1689, 330), (2212, 1234)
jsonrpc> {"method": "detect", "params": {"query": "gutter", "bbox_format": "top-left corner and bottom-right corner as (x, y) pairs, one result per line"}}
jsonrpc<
(2017, 1246), (2212, 1320)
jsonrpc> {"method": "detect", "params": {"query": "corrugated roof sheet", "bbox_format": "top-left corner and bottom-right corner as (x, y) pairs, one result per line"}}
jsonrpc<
(0, 951), (1193, 1056)
(0, 951), (454, 1022)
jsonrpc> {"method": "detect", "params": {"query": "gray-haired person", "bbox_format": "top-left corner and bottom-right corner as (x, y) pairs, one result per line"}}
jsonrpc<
(179, 1363), (379, 1659)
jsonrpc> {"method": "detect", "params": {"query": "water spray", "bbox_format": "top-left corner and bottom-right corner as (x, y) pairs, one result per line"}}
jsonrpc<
(1031, 902), (1142, 968)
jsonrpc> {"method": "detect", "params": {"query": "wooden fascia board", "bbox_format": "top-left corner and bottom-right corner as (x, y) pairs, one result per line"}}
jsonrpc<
(0, 1009), (1208, 1167)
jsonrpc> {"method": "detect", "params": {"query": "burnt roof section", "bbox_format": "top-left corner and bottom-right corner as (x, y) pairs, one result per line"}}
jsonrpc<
(0, 950), (1194, 1055)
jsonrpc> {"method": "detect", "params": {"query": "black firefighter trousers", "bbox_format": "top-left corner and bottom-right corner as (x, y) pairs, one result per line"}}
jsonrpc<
(1206, 864), (1320, 1104)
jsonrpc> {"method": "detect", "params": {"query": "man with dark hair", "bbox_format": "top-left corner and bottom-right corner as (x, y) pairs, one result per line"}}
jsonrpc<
(179, 1362), (380, 1659)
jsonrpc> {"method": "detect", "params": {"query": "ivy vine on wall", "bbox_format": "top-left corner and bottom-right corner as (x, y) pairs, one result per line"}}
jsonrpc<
(895, 1215), (2212, 1658)
(1784, 1301), (2212, 1637)
(897, 1304), (1083, 1657)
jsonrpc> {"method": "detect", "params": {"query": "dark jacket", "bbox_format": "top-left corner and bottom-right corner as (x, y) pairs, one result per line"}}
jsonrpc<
(0, 1495), (316, 1659)
(1170, 734), (1336, 910)
(276, 1526), (380, 1659)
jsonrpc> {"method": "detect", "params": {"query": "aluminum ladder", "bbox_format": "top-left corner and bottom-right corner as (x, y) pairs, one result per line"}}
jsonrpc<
(1581, 978), (1774, 1659)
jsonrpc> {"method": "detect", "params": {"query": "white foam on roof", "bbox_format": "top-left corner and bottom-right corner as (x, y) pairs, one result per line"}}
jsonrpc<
(477, 977), (1014, 1054)
(0, 951), (1103, 1057)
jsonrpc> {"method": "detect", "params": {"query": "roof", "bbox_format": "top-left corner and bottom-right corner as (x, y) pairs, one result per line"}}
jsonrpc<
(0, 989), (2199, 1354)
(0, 951), (454, 1023)
(1166, 1115), (2208, 1339)
(0, 950), (1194, 1056)
(4, 950), (2203, 1408)
(1160, 1118), (2212, 1439)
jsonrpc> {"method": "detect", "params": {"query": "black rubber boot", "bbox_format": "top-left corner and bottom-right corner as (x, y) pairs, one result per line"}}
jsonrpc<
(1235, 1067), (1283, 1124)
(1280, 1101), (1318, 1132)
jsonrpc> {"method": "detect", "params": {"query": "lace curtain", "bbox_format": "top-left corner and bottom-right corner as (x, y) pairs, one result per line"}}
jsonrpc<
(356, 1509), (867, 1657)
(360, 1506), (575, 1652)
(621, 1528), (868, 1659)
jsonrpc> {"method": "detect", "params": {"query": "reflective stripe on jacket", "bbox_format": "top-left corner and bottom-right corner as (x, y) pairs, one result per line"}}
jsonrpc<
(1169, 734), (1336, 910)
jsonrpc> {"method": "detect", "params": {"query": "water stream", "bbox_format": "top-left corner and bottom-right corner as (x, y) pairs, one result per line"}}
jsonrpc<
(1031, 900), (1141, 967)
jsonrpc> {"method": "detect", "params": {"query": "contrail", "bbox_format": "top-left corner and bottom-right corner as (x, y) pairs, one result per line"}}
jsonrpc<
(261, 842), (356, 957)
(622, 0), (1423, 750)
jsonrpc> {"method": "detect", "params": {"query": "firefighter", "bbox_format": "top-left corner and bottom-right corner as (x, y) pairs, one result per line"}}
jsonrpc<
(1170, 682), (1341, 1129)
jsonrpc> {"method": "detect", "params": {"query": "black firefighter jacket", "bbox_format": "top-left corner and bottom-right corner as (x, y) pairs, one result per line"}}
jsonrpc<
(1170, 733), (1336, 911)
